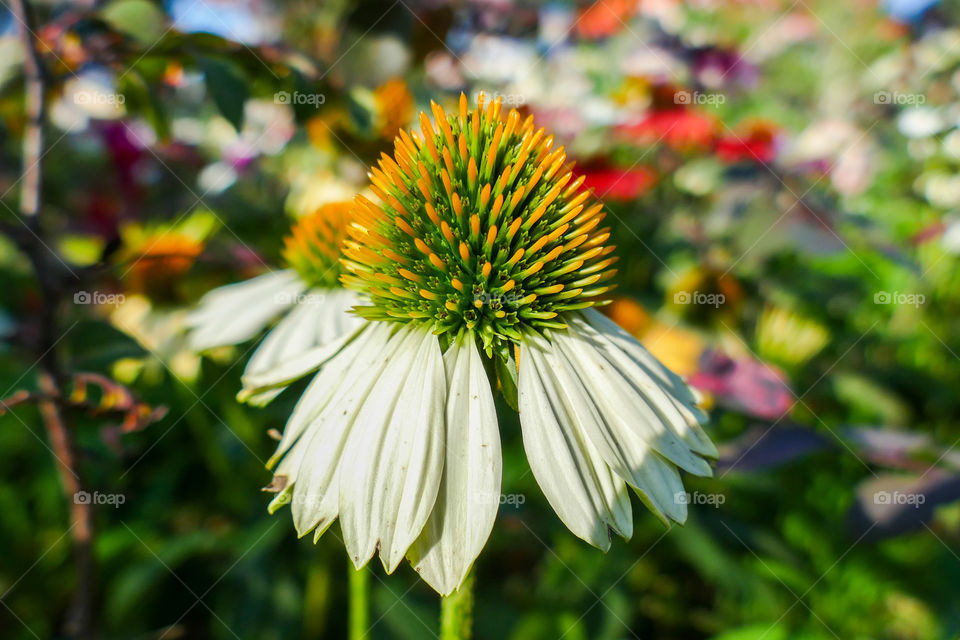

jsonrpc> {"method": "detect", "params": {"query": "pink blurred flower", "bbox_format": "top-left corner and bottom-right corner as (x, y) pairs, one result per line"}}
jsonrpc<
(690, 349), (794, 420)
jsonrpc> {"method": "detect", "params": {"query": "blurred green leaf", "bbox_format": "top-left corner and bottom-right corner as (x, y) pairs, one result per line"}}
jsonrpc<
(198, 56), (250, 131)
(100, 0), (169, 44)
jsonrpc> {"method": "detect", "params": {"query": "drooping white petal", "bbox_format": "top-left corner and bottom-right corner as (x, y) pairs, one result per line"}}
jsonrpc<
(556, 313), (714, 478)
(530, 337), (676, 529)
(518, 334), (633, 549)
(280, 322), (400, 537)
(543, 334), (690, 524)
(186, 270), (304, 351)
(267, 323), (387, 470)
(339, 325), (447, 573)
(578, 309), (718, 459)
(239, 289), (366, 405)
(408, 334), (502, 596)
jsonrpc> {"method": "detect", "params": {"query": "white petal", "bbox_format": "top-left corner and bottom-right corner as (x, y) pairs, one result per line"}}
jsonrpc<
(267, 323), (387, 470)
(543, 335), (688, 523)
(241, 299), (324, 406)
(339, 326), (447, 573)
(408, 334), (502, 596)
(518, 335), (632, 549)
(281, 323), (399, 537)
(578, 309), (717, 459)
(238, 289), (365, 405)
(186, 270), (304, 351)
(558, 313), (714, 476)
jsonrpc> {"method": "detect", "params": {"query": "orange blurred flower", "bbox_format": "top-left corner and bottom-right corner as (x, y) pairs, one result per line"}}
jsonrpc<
(123, 233), (203, 302)
(576, 0), (639, 39)
(373, 78), (414, 139)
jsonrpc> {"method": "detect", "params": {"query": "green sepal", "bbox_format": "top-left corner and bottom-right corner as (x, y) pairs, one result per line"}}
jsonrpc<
(494, 343), (519, 411)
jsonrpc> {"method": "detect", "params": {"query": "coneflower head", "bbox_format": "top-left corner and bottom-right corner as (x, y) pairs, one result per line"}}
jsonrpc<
(342, 93), (618, 354)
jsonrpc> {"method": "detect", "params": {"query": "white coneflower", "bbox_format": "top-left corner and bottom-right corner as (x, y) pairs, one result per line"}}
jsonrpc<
(186, 202), (364, 405)
(267, 94), (717, 596)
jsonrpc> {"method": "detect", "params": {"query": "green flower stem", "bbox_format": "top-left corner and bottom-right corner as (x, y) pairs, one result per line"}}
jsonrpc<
(348, 563), (370, 640)
(440, 571), (475, 640)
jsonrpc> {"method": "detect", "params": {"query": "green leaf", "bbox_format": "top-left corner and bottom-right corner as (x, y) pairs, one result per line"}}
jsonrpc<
(116, 70), (171, 141)
(198, 56), (250, 131)
(100, 0), (168, 44)
(711, 623), (790, 640)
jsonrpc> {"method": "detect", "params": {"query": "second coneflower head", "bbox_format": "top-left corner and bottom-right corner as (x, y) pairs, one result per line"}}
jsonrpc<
(283, 201), (353, 289)
(187, 201), (364, 405)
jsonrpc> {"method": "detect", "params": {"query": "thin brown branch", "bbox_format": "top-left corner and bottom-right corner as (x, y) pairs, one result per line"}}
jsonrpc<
(10, 1), (97, 638)
(38, 374), (95, 640)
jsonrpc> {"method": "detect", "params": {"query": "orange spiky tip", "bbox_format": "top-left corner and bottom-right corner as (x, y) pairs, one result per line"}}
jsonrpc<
(283, 202), (353, 288)
(341, 93), (618, 353)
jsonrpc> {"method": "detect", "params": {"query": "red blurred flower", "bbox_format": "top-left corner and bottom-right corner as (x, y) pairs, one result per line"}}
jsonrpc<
(716, 121), (779, 164)
(572, 164), (658, 201)
(617, 108), (717, 152)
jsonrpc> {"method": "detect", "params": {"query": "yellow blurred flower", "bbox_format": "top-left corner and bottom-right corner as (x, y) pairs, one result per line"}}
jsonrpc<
(756, 305), (828, 367)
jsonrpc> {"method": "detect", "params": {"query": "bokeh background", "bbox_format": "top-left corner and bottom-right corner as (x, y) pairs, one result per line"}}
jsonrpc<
(3, 0), (960, 638)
